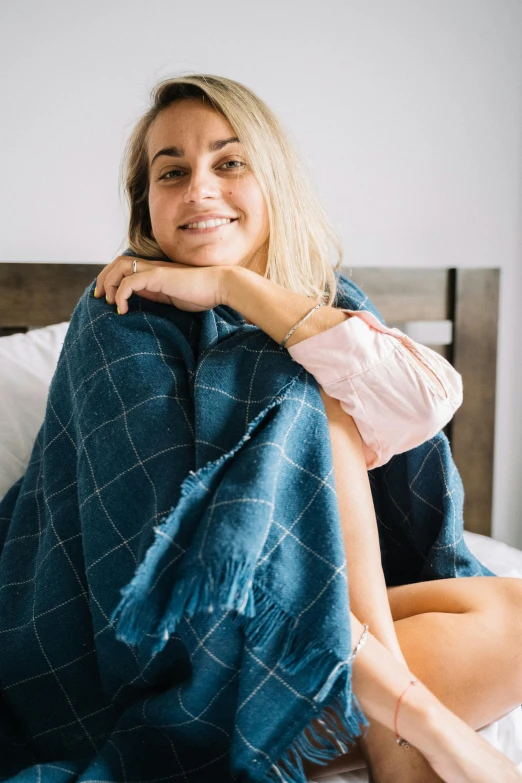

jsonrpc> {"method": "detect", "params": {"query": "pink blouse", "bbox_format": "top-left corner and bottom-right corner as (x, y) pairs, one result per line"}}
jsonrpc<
(286, 309), (463, 470)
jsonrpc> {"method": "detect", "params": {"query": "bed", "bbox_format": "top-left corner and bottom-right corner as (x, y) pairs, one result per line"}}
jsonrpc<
(0, 261), (520, 778)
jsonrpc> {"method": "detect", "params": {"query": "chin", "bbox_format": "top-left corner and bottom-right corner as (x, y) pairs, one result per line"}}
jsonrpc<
(179, 252), (247, 268)
(160, 240), (252, 268)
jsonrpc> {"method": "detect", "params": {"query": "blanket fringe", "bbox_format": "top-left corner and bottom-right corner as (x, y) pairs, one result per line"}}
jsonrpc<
(113, 557), (257, 653)
(266, 676), (370, 783)
(235, 586), (370, 782)
(111, 373), (304, 653)
(237, 584), (345, 694)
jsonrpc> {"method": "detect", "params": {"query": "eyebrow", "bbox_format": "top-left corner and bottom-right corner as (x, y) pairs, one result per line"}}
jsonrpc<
(150, 137), (241, 168)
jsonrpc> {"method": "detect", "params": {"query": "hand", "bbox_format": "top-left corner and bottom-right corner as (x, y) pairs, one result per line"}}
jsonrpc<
(93, 255), (228, 314)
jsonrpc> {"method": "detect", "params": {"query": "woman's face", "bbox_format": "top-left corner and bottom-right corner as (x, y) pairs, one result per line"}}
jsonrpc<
(146, 99), (270, 275)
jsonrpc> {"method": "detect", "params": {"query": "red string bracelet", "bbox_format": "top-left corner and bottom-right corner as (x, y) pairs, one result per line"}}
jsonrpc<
(394, 678), (418, 748)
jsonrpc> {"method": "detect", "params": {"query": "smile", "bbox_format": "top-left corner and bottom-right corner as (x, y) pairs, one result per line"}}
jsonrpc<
(179, 218), (239, 233)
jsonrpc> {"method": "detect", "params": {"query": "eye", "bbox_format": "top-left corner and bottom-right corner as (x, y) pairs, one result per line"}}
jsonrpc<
(159, 160), (246, 181)
(221, 160), (245, 171)
(159, 169), (183, 181)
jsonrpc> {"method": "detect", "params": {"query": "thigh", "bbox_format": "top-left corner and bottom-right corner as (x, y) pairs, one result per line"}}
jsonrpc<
(387, 575), (522, 622)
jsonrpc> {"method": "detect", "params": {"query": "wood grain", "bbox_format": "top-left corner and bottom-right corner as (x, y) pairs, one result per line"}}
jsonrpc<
(0, 263), (105, 327)
(451, 269), (500, 536)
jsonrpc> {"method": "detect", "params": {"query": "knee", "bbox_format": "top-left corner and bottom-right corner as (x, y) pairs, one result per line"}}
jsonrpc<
(488, 577), (522, 643)
(319, 386), (345, 419)
(502, 578), (522, 689)
(319, 387), (358, 433)
(496, 576), (522, 613)
(318, 388), (368, 475)
(479, 578), (522, 692)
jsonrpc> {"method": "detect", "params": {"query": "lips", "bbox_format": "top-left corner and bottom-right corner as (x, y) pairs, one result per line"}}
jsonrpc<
(179, 217), (239, 228)
(179, 218), (239, 230)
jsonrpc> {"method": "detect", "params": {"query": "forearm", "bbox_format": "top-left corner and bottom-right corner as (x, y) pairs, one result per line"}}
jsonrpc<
(223, 267), (449, 397)
(222, 266), (349, 348)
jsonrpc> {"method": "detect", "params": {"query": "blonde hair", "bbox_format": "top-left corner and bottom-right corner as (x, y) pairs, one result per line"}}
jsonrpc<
(120, 73), (344, 306)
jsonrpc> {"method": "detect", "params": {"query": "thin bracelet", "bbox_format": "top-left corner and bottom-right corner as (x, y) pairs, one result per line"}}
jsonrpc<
(312, 623), (369, 703)
(394, 678), (419, 748)
(280, 301), (326, 349)
(350, 623), (369, 662)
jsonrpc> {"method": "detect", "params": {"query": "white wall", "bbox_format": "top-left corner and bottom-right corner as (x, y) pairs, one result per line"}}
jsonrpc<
(1, 0), (521, 545)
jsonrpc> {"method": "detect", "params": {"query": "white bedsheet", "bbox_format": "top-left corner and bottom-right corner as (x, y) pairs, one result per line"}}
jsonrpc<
(309, 530), (522, 781)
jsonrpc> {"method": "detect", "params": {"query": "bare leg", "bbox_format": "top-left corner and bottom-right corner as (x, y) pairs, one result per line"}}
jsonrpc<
(301, 611), (522, 783)
(317, 387), (407, 661)
(313, 388), (432, 780)
(305, 577), (522, 781)
(388, 575), (522, 729)
(304, 390), (522, 782)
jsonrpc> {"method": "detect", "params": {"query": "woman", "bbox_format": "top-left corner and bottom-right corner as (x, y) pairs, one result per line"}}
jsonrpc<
(93, 74), (522, 782)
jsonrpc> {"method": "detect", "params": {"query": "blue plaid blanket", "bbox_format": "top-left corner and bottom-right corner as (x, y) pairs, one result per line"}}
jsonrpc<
(0, 267), (493, 783)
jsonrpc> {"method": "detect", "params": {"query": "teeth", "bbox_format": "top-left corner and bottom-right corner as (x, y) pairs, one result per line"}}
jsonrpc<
(184, 218), (234, 229)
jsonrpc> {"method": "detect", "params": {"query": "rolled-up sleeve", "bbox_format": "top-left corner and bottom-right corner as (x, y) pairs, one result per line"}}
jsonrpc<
(286, 309), (463, 470)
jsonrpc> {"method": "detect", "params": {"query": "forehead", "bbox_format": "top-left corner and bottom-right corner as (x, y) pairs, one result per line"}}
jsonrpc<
(147, 100), (237, 161)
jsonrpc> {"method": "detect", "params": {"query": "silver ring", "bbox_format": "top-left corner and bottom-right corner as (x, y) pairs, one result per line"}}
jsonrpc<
(132, 259), (137, 274)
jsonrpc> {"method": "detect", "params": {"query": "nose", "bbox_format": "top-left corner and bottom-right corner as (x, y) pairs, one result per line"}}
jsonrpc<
(183, 166), (221, 203)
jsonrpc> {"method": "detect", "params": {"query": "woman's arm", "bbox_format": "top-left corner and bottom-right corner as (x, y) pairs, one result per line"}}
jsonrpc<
(223, 267), (462, 468)
(223, 266), (349, 343)
(223, 266), (450, 399)
(287, 311), (463, 468)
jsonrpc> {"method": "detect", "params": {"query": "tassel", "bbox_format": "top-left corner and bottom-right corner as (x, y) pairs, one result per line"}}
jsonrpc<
(266, 681), (370, 783)
(237, 584), (342, 698)
(114, 557), (257, 654)
(111, 373), (303, 653)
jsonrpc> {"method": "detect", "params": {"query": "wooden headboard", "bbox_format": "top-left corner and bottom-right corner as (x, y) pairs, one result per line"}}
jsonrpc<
(0, 262), (500, 537)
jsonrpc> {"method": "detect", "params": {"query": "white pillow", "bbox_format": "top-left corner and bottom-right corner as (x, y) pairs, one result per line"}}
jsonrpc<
(0, 322), (70, 502)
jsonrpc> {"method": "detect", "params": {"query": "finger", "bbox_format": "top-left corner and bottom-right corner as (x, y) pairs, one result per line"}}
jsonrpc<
(115, 269), (170, 313)
(96, 257), (173, 300)
(104, 258), (140, 304)
(94, 256), (126, 299)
